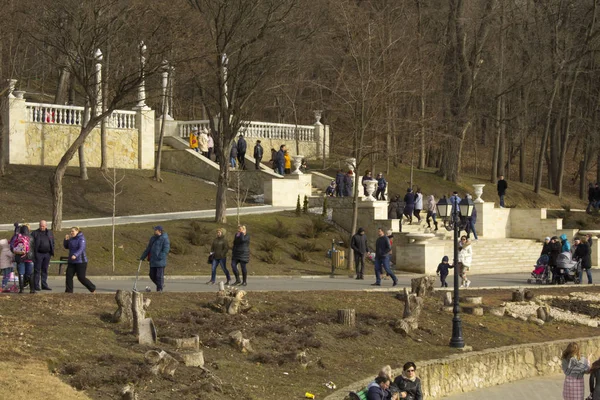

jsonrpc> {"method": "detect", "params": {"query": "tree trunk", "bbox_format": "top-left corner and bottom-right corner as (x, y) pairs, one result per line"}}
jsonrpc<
(78, 145), (88, 180)
(491, 2), (504, 183)
(215, 157), (229, 223)
(337, 309), (356, 326)
(555, 68), (580, 196)
(55, 67), (70, 105)
(100, 45), (110, 172)
(534, 76), (560, 194)
(154, 70), (170, 182)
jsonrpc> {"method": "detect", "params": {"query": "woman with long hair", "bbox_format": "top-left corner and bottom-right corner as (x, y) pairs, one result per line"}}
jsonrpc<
(562, 342), (591, 400)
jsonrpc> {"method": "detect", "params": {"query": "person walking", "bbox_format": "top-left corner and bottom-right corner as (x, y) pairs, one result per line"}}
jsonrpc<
(497, 175), (508, 208)
(284, 150), (291, 174)
(426, 194), (438, 231)
(375, 173), (387, 200)
(587, 183), (596, 214)
(351, 227), (369, 280)
(0, 239), (14, 292)
(63, 227), (96, 293)
(589, 356), (600, 400)
(413, 188), (423, 223)
(344, 171), (354, 197)
(335, 170), (345, 197)
(253, 140), (263, 170)
(13, 225), (36, 294)
(208, 228), (231, 285)
(275, 144), (286, 175)
(236, 134), (247, 169)
(561, 233), (572, 253)
(362, 170), (374, 196)
(458, 236), (473, 288)
(188, 130), (199, 152)
(231, 225), (250, 286)
(32, 220), (54, 291)
(198, 128), (209, 157)
(466, 200), (478, 241)
(371, 228), (398, 287)
(403, 188), (415, 224)
(140, 226), (170, 292)
(574, 237), (592, 284)
(561, 342), (591, 400)
(229, 142), (238, 169)
(207, 131), (214, 160)
(436, 255), (450, 288)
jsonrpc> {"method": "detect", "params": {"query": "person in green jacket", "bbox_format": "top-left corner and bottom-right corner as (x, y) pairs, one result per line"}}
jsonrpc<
(208, 228), (231, 284)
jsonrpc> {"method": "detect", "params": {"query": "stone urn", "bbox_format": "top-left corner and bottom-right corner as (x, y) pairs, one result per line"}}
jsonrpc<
(364, 180), (377, 201)
(313, 110), (323, 126)
(6, 79), (17, 99)
(345, 158), (356, 173)
(13, 91), (25, 100)
(291, 155), (304, 175)
(472, 184), (485, 203)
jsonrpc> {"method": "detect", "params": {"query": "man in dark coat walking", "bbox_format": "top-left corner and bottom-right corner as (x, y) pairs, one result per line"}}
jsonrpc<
(236, 134), (247, 170)
(253, 140), (263, 170)
(32, 220), (54, 291)
(140, 226), (171, 292)
(275, 144), (286, 175)
(497, 175), (508, 208)
(335, 170), (345, 197)
(372, 227), (397, 286)
(351, 227), (369, 280)
(231, 225), (250, 286)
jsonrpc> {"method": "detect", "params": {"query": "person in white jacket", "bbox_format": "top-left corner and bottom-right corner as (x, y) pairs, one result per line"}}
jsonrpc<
(414, 188), (423, 223)
(458, 236), (473, 287)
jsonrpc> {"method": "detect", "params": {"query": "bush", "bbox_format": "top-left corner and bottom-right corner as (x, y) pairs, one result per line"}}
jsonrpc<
(303, 195), (309, 213)
(271, 218), (292, 239)
(189, 221), (211, 246)
(296, 195), (301, 216)
(562, 204), (571, 212)
(300, 217), (331, 239)
(296, 241), (319, 252)
(292, 248), (310, 262)
(258, 250), (281, 264)
(170, 238), (190, 255)
(257, 237), (281, 252)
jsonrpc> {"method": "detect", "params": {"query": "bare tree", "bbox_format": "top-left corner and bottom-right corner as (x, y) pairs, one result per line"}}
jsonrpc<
(102, 153), (125, 273)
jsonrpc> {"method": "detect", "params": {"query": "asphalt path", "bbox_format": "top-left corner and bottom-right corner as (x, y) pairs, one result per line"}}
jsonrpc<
(37, 270), (599, 293)
(0, 205), (293, 232)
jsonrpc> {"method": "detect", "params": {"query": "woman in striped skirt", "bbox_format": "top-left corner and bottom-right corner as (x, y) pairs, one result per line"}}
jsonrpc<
(562, 342), (591, 400)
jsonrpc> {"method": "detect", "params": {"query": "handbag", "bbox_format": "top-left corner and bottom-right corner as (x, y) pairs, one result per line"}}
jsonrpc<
(207, 253), (214, 264)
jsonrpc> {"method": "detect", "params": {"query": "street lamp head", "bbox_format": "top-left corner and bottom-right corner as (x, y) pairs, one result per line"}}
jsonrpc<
(436, 196), (452, 219)
(459, 196), (474, 217)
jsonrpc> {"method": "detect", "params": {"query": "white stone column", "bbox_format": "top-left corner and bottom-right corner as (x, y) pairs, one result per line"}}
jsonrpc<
(135, 41), (149, 110)
(94, 49), (103, 117)
(3, 90), (28, 164)
(137, 108), (155, 169)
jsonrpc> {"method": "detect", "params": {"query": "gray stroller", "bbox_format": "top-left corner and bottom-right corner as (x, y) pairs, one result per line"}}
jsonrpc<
(554, 251), (582, 285)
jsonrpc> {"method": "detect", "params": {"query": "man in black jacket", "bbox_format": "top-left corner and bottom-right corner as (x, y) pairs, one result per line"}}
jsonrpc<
(253, 140), (263, 170)
(275, 144), (286, 175)
(32, 220), (54, 290)
(236, 134), (247, 170)
(351, 227), (369, 280)
(497, 175), (508, 208)
(372, 228), (397, 286)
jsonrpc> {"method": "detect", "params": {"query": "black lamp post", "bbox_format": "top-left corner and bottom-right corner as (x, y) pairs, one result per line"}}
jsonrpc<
(436, 195), (474, 348)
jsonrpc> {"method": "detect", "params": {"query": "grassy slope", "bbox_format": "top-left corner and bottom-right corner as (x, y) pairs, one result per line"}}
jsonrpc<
(0, 165), (240, 222)
(309, 161), (588, 210)
(1, 288), (598, 399)
(0, 211), (347, 276)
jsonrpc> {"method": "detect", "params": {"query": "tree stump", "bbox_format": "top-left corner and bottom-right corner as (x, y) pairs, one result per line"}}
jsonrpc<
(402, 288), (423, 319)
(537, 305), (552, 322)
(132, 291), (151, 335)
(443, 292), (453, 306)
(138, 318), (157, 345)
(160, 335), (200, 351)
(177, 350), (205, 367)
(393, 317), (419, 336)
(462, 306), (483, 316)
(463, 296), (483, 305)
(145, 350), (179, 376)
(524, 289), (535, 300)
(512, 289), (525, 302)
(121, 384), (137, 400)
(113, 290), (134, 327)
(337, 309), (356, 326)
(488, 307), (506, 317)
(229, 330), (253, 353)
(411, 276), (436, 297)
(528, 315), (545, 326)
(213, 287), (252, 314)
(218, 281), (225, 291)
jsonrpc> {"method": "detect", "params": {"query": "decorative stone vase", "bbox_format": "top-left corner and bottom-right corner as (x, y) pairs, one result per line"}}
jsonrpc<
(345, 158), (356, 172)
(291, 155), (304, 175)
(7, 79), (17, 99)
(13, 91), (25, 100)
(313, 110), (323, 126)
(364, 180), (377, 201)
(472, 184), (486, 203)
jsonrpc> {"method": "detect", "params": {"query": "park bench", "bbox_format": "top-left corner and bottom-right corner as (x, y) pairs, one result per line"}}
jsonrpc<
(49, 256), (69, 275)
(349, 389), (368, 400)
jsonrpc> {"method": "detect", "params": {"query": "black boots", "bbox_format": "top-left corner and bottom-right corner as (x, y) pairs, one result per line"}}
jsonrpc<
(18, 275), (24, 293)
(233, 271), (241, 286)
(242, 270), (247, 286)
(29, 273), (36, 294)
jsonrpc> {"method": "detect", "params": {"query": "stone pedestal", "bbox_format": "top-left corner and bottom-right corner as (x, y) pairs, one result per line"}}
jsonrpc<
(155, 118), (179, 140)
(3, 97), (27, 164)
(394, 234), (446, 274)
(263, 173), (312, 207)
(136, 108), (155, 169)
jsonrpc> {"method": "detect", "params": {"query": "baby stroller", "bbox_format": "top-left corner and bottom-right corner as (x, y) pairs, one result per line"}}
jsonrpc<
(528, 254), (551, 284)
(554, 251), (582, 285)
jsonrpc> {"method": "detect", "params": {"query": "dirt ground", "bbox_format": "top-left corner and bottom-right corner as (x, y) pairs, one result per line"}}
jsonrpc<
(1, 286), (599, 399)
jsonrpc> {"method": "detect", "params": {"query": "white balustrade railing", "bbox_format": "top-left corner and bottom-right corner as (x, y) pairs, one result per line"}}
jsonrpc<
(179, 120), (211, 138)
(178, 120), (315, 142)
(25, 102), (136, 129)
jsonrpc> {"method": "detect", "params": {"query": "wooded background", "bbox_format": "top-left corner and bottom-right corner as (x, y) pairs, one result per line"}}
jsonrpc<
(2, 0), (600, 202)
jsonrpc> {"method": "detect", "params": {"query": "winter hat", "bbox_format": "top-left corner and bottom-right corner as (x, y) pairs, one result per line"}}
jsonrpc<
(545, 237), (551, 241)
(357, 227), (365, 234)
(154, 225), (164, 233)
(560, 234), (567, 241)
(442, 255), (449, 262)
(386, 229), (393, 236)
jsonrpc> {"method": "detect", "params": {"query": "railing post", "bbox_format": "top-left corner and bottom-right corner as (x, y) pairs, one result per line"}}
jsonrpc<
(3, 80), (28, 164)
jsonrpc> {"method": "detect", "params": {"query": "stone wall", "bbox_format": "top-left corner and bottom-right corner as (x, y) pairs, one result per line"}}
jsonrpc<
(264, 174), (312, 207)
(325, 335), (600, 400)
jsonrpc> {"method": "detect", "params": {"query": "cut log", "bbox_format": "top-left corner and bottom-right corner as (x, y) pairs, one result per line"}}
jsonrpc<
(393, 317), (419, 335)
(160, 335), (200, 351)
(411, 276), (436, 297)
(218, 281), (225, 291)
(121, 384), (137, 400)
(113, 290), (134, 327)
(462, 306), (483, 316)
(138, 318), (157, 345)
(528, 315), (545, 326)
(132, 291), (151, 335)
(536, 305), (552, 322)
(229, 330), (253, 353)
(144, 349), (179, 376)
(403, 288), (424, 319)
(443, 292), (453, 306)
(337, 309), (356, 326)
(488, 307), (506, 317)
(177, 350), (205, 367)
(463, 296), (483, 305)
(512, 289), (525, 302)
(212, 287), (252, 314)
(524, 290), (535, 300)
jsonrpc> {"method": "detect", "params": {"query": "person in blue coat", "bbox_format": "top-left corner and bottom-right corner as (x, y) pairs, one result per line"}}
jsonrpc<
(63, 227), (96, 293)
(140, 226), (171, 292)
(560, 234), (571, 253)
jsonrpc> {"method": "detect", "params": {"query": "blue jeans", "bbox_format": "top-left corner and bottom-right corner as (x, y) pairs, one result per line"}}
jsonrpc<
(467, 219), (478, 240)
(149, 267), (165, 291)
(499, 194), (505, 207)
(230, 157), (236, 168)
(17, 261), (34, 276)
(584, 268), (593, 284)
(2, 267), (14, 288)
(211, 258), (230, 282)
(374, 255), (397, 284)
(276, 165), (284, 175)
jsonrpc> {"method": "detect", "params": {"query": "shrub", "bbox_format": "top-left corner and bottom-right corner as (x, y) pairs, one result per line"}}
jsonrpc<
(292, 248), (310, 262)
(258, 250), (280, 264)
(296, 241), (319, 252)
(257, 237), (281, 252)
(562, 204), (571, 212)
(271, 218), (292, 239)
(189, 221), (211, 246)
(303, 195), (309, 213)
(170, 238), (190, 255)
(296, 195), (301, 216)
(300, 217), (331, 239)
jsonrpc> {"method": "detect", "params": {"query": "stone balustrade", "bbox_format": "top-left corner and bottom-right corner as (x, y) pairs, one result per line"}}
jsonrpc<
(25, 102), (137, 129)
(177, 120), (315, 142)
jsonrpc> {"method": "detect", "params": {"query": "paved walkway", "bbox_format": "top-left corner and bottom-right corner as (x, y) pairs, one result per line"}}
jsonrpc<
(40, 270), (600, 293)
(0, 205), (292, 231)
(442, 374), (590, 399)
